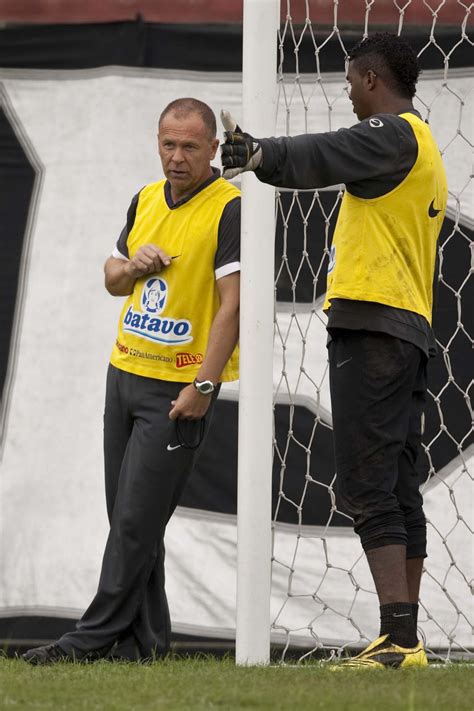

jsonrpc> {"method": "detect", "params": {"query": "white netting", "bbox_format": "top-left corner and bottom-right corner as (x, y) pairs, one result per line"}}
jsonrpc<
(270, 0), (473, 661)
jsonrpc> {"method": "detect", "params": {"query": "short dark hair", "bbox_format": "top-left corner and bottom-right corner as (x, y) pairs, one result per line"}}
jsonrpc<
(159, 98), (217, 139)
(348, 32), (420, 99)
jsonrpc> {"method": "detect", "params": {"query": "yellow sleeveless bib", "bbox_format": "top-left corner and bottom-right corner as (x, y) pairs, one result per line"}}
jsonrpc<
(324, 113), (448, 324)
(110, 177), (240, 382)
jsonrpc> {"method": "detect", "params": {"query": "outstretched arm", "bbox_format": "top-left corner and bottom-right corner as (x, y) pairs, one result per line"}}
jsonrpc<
(220, 109), (406, 190)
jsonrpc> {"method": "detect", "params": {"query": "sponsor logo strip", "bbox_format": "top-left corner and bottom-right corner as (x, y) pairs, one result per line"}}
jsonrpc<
(176, 352), (203, 368)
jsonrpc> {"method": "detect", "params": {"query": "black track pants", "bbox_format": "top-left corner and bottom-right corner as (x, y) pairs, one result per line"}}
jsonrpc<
(328, 330), (427, 558)
(59, 365), (217, 659)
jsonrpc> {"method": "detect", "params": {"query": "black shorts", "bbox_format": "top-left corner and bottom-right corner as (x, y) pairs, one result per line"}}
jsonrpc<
(328, 329), (427, 557)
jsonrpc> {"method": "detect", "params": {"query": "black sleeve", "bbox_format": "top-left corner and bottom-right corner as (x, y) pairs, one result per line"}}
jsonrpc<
(214, 196), (241, 273)
(255, 113), (418, 198)
(115, 190), (141, 259)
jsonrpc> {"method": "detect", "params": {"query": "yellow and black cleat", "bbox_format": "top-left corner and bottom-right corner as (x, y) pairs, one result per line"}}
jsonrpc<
(329, 634), (428, 670)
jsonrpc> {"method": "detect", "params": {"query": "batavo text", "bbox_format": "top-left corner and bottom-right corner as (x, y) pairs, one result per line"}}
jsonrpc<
(123, 306), (191, 338)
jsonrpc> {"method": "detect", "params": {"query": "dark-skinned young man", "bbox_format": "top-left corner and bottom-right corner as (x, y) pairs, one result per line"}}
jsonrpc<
(221, 33), (447, 668)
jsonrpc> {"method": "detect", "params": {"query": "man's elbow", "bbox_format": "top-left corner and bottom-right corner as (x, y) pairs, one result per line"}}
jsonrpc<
(104, 257), (133, 296)
(103, 265), (116, 295)
(104, 277), (117, 296)
(229, 303), (240, 331)
(105, 281), (133, 297)
(223, 298), (239, 318)
(217, 302), (240, 333)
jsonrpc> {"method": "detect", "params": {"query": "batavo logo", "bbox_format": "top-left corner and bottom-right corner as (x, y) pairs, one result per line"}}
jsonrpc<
(175, 352), (204, 368)
(123, 277), (193, 345)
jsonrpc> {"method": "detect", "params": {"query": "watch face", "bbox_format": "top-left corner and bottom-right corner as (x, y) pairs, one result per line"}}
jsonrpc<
(196, 380), (214, 394)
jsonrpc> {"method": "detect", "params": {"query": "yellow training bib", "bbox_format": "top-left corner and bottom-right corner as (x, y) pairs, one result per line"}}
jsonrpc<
(324, 113), (448, 324)
(110, 178), (240, 382)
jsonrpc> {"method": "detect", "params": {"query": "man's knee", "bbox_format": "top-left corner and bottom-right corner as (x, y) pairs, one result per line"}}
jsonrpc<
(338, 488), (426, 557)
(336, 468), (406, 551)
(352, 509), (408, 552)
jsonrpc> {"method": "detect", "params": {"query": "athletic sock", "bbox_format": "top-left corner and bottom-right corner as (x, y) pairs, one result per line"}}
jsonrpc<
(410, 602), (419, 629)
(379, 602), (418, 648)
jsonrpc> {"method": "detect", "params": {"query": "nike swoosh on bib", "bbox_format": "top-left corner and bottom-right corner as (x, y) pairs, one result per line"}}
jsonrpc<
(428, 199), (442, 218)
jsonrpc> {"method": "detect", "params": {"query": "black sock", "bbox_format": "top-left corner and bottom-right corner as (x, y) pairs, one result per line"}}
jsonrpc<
(379, 602), (418, 648)
(410, 602), (419, 630)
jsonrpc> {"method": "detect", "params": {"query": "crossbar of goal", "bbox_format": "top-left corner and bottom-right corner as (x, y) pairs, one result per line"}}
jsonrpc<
(236, 0), (280, 666)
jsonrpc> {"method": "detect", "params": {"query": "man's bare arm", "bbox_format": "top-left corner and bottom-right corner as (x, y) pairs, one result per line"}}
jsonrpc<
(169, 271), (240, 420)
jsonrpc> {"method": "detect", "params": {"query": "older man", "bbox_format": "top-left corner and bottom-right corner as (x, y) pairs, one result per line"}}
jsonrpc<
(24, 98), (240, 663)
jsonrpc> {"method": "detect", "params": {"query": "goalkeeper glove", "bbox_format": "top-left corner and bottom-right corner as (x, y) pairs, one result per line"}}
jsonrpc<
(220, 109), (263, 179)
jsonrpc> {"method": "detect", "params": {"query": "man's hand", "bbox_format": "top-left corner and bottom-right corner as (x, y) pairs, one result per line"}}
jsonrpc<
(169, 384), (212, 421)
(124, 244), (171, 279)
(220, 110), (263, 179)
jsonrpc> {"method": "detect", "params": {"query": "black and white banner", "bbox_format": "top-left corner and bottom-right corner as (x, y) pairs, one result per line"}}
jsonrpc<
(0, 22), (472, 649)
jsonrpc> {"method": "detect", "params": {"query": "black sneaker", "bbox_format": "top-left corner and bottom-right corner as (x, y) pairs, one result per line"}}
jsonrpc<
(22, 643), (73, 665)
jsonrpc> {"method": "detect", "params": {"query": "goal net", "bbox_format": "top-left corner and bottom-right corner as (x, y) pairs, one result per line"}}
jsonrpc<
(269, 0), (473, 662)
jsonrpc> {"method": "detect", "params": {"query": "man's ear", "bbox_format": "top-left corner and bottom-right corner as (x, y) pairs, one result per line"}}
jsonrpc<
(366, 69), (378, 91)
(210, 137), (220, 159)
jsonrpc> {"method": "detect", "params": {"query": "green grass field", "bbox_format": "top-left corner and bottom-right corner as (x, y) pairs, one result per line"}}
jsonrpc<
(1, 656), (473, 711)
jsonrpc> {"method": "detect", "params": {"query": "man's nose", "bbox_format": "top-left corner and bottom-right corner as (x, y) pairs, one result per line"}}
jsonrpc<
(171, 147), (184, 163)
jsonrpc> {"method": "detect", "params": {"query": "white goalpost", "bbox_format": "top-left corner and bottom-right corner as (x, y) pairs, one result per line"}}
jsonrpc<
(237, 0), (473, 664)
(236, 0), (280, 665)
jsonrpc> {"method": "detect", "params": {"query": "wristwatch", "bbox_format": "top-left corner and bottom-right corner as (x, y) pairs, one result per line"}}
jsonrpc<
(193, 378), (215, 395)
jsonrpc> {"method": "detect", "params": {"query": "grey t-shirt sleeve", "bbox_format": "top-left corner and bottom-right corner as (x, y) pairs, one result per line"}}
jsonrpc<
(114, 190), (141, 259)
(256, 113), (418, 198)
(214, 196), (241, 279)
